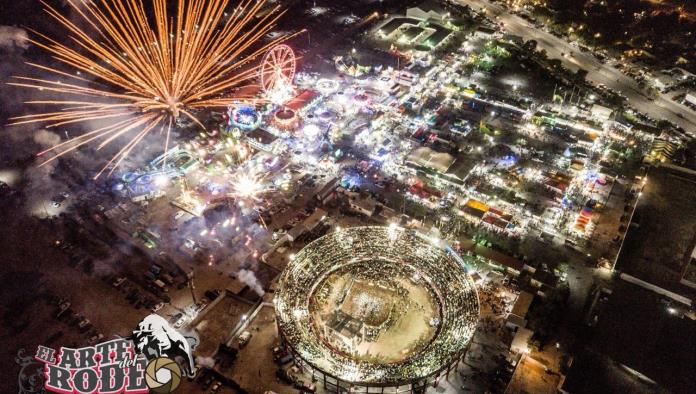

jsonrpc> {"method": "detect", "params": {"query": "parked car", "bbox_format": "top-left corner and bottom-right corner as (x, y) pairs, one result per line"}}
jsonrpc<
(275, 368), (293, 384)
(237, 331), (252, 348)
(276, 353), (293, 365)
(209, 381), (222, 394)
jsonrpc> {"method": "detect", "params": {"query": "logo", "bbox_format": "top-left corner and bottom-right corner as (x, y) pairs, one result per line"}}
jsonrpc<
(16, 348), (47, 394)
(33, 314), (197, 393)
(144, 358), (181, 394)
(128, 315), (197, 378)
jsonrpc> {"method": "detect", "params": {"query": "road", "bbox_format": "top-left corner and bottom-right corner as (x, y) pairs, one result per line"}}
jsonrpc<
(458, 0), (696, 135)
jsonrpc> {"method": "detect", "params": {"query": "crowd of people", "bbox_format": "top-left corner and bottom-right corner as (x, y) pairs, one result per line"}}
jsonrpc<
(478, 282), (513, 317)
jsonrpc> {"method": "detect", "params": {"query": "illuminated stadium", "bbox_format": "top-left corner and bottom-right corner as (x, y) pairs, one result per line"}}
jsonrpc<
(274, 226), (479, 392)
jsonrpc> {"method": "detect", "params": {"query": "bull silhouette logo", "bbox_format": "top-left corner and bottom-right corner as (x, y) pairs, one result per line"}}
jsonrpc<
(129, 314), (198, 378)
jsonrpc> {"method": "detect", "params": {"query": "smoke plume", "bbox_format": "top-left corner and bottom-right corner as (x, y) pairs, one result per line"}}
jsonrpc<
(0, 26), (29, 50)
(237, 269), (265, 297)
(195, 356), (216, 369)
(33, 129), (61, 147)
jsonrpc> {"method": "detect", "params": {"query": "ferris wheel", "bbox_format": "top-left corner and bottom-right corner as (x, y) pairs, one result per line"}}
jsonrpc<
(259, 44), (296, 94)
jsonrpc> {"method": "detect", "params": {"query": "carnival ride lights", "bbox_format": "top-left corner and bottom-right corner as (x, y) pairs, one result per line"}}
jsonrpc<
(301, 123), (321, 140)
(272, 108), (299, 130)
(154, 174), (169, 187)
(316, 78), (339, 95)
(353, 93), (370, 107)
(230, 106), (261, 130)
(260, 44), (297, 105)
(296, 72), (318, 86)
(318, 110), (336, 123)
(333, 91), (349, 106)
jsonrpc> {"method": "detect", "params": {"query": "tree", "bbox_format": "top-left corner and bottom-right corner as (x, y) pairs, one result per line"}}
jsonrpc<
(656, 119), (673, 130)
(537, 49), (548, 61)
(574, 68), (588, 82)
(523, 39), (538, 52)
(528, 282), (570, 344)
(548, 58), (563, 70)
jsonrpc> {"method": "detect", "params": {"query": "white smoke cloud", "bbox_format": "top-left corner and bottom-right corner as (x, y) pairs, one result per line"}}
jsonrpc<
(89, 254), (123, 277)
(195, 356), (215, 369)
(23, 161), (59, 218)
(237, 269), (265, 297)
(33, 129), (62, 148)
(0, 26), (29, 51)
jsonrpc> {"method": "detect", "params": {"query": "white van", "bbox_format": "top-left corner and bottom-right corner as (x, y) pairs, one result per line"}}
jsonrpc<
(238, 331), (252, 348)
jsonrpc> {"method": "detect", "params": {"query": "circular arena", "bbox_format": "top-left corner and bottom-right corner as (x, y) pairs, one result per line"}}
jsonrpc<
(274, 226), (479, 392)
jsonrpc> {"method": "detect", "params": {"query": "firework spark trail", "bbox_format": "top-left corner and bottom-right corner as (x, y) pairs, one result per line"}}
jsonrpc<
(229, 172), (273, 201)
(8, 0), (303, 177)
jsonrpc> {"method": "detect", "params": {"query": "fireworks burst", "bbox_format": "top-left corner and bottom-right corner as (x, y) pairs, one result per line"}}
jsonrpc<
(9, 0), (300, 177)
(229, 172), (269, 201)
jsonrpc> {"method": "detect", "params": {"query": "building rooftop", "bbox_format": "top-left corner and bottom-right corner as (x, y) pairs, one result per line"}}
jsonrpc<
(379, 17), (417, 37)
(407, 1), (446, 17)
(588, 281), (696, 394)
(406, 146), (456, 173)
(459, 238), (525, 273)
(285, 89), (320, 112)
(246, 128), (278, 146)
(510, 291), (534, 319)
(614, 164), (696, 302)
(421, 24), (453, 49)
(505, 353), (561, 394)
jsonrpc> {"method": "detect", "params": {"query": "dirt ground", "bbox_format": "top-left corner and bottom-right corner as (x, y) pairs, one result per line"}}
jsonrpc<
(227, 306), (296, 394)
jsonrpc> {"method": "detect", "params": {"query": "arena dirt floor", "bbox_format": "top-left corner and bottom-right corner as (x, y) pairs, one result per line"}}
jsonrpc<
(310, 269), (440, 364)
